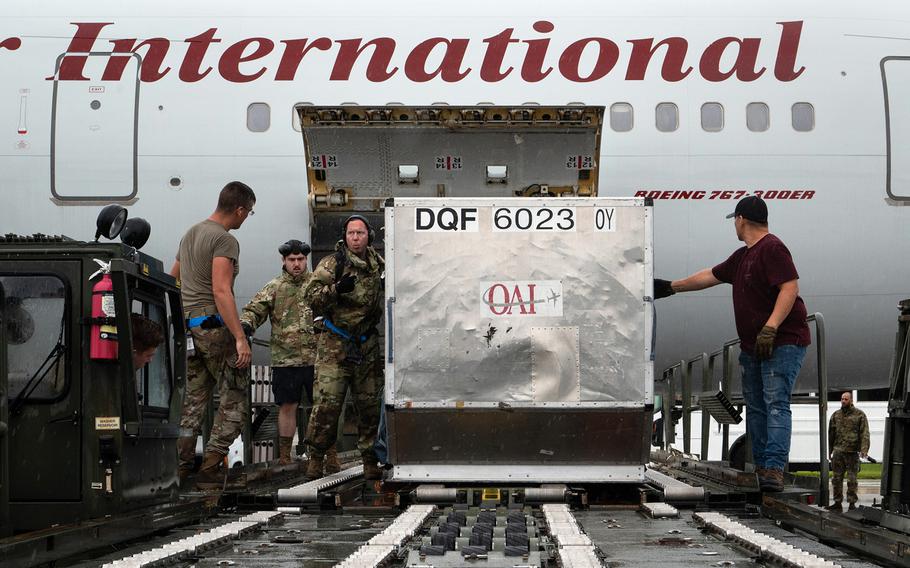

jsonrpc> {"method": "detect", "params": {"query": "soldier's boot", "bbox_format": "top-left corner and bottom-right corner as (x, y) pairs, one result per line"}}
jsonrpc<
(305, 456), (324, 480)
(176, 436), (197, 483)
(278, 436), (295, 466)
(848, 502), (857, 511)
(324, 445), (341, 474)
(195, 451), (246, 491)
(362, 454), (382, 480)
(758, 468), (784, 492)
(825, 501), (843, 512)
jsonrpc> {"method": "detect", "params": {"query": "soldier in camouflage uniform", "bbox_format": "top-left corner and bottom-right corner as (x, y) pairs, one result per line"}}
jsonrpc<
(180, 328), (250, 475)
(304, 215), (384, 480)
(826, 392), (870, 512)
(170, 181), (256, 490)
(240, 240), (339, 470)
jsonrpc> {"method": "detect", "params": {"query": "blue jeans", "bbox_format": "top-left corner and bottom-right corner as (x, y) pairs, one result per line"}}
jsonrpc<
(739, 345), (807, 471)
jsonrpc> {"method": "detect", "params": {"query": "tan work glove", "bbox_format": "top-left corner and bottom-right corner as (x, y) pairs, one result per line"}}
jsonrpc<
(754, 325), (777, 359)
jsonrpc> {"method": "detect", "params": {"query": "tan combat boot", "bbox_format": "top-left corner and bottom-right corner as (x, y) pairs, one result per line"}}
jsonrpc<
(195, 451), (247, 491)
(195, 451), (227, 490)
(176, 436), (197, 482)
(324, 445), (341, 474)
(278, 436), (295, 465)
(305, 456), (324, 480)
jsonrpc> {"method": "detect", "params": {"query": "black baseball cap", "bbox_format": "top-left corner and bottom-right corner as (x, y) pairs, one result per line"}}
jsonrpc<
(726, 195), (768, 223)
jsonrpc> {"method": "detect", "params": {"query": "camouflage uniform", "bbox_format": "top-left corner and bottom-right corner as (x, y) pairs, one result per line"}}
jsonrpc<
(304, 241), (384, 461)
(180, 325), (249, 455)
(240, 270), (316, 367)
(828, 405), (870, 505)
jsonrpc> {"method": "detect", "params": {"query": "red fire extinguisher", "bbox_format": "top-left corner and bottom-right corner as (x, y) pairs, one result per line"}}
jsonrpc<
(90, 259), (118, 360)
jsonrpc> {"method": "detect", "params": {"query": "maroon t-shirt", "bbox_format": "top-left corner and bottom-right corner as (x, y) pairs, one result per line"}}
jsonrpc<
(711, 234), (811, 354)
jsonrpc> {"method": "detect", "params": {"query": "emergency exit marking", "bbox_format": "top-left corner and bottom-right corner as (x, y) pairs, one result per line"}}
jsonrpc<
(311, 154), (338, 169)
(435, 155), (463, 170)
(566, 155), (594, 169)
(95, 416), (121, 430)
(594, 207), (616, 232)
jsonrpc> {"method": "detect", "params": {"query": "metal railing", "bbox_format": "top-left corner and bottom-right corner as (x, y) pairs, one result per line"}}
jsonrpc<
(659, 312), (829, 504)
(707, 339), (741, 461)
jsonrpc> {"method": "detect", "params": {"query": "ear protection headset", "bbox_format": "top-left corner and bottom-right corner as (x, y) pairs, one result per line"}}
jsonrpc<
(341, 214), (375, 244)
(278, 239), (311, 257)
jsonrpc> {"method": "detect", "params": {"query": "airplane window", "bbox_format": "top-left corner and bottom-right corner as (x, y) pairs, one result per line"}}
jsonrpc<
(792, 102), (814, 132)
(610, 103), (633, 132)
(747, 103), (770, 132)
(246, 102), (271, 132)
(701, 102), (724, 132)
(656, 103), (679, 132)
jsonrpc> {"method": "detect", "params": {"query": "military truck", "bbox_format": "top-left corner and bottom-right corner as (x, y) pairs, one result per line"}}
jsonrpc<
(0, 207), (186, 545)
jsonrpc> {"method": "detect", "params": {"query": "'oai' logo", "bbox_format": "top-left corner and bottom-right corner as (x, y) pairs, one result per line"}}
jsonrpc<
(479, 280), (563, 318)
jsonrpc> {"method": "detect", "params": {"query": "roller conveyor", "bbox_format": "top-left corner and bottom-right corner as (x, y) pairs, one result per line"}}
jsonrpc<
(275, 464), (364, 507)
(694, 511), (843, 567)
(643, 468), (705, 503)
(67, 478), (884, 568)
(99, 512), (284, 568)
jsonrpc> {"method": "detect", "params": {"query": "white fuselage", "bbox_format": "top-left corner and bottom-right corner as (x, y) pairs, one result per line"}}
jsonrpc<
(1, 0), (909, 394)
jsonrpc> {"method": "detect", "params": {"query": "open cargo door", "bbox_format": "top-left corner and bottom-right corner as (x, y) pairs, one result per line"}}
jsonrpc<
(296, 105), (604, 264)
(295, 105), (609, 459)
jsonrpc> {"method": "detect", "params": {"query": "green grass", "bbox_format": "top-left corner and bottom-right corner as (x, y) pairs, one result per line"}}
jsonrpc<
(792, 463), (882, 479)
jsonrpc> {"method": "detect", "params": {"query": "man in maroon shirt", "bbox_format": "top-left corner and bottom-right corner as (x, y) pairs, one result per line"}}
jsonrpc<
(654, 196), (810, 492)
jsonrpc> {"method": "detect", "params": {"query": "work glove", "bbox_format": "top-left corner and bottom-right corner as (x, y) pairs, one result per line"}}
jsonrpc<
(754, 325), (777, 359)
(335, 273), (357, 294)
(654, 278), (675, 299)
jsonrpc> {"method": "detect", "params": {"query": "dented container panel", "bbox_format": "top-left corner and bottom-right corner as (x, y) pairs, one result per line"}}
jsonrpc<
(385, 197), (653, 408)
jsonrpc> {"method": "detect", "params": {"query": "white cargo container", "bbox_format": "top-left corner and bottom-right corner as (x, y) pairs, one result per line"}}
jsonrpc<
(384, 197), (654, 483)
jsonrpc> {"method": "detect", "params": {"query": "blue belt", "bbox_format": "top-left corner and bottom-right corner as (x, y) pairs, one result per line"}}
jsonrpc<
(187, 314), (223, 328)
(324, 318), (367, 343)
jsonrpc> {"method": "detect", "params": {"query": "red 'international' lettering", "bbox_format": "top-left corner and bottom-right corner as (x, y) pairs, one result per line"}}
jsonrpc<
(44, 20), (806, 84)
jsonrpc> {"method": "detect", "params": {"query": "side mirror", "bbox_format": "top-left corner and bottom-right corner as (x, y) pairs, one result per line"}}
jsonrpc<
(95, 205), (128, 241)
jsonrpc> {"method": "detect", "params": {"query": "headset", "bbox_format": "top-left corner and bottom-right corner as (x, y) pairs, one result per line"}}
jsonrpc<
(341, 214), (375, 244)
(278, 239), (311, 257)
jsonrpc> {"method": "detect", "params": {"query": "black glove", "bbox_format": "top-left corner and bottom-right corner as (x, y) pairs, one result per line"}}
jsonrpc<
(654, 278), (675, 299)
(335, 273), (357, 294)
(241, 321), (254, 339)
(754, 325), (777, 359)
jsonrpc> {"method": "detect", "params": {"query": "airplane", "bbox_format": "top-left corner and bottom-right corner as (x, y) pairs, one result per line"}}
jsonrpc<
(547, 290), (561, 308)
(1, 1), (909, 426)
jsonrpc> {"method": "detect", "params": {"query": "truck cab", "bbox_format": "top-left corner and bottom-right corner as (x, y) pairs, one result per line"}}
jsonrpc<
(0, 225), (185, 535)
